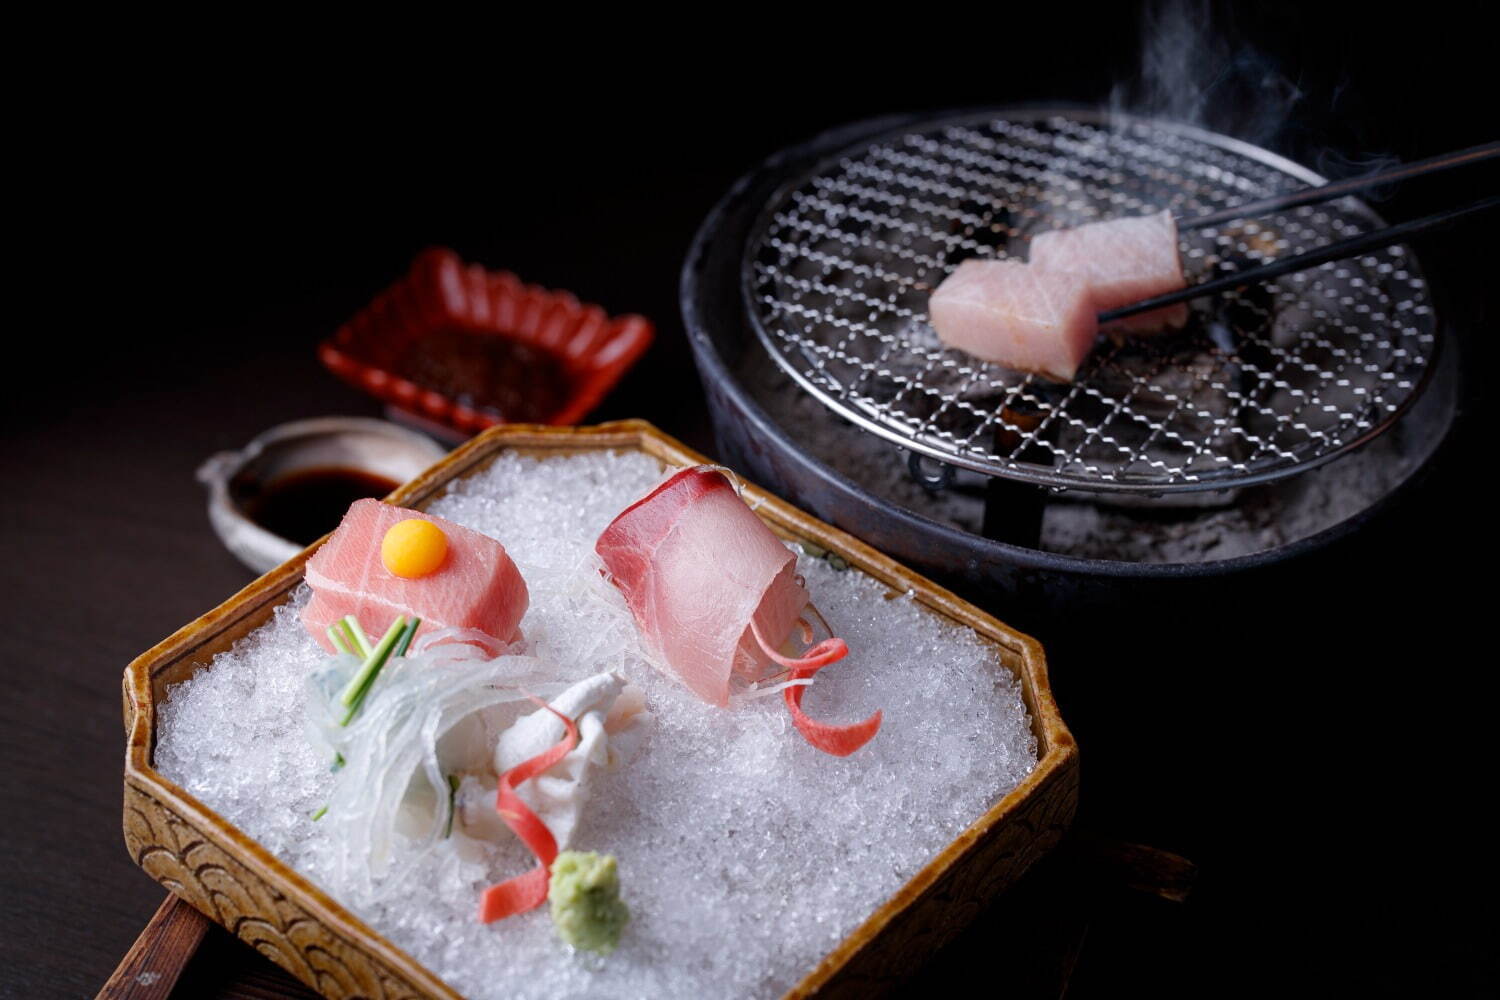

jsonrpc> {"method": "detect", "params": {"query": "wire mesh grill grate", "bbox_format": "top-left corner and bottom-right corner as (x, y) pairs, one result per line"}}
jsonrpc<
(742, 111), (1438, 493)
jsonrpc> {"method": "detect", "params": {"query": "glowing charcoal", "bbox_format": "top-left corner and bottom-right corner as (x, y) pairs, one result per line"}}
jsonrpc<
(595, 467), (809, 707)
(303, 499), (528, 652)
(1029, 209), (1189, 333)
(928, 259), (1099, 381)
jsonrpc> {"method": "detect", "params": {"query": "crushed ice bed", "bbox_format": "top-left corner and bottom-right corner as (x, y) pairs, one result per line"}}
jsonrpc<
(156, 450), (1038, 1000)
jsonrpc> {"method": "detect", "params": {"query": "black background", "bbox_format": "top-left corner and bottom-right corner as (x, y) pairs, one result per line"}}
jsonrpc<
(4, 3), (1496, 996)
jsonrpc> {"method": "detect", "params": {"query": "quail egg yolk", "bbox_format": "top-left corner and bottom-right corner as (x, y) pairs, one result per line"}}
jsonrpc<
(382, 519), (448, 578)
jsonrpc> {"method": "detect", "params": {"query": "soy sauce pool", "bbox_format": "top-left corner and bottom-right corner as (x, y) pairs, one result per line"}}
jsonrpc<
(236, 467), (399, 546)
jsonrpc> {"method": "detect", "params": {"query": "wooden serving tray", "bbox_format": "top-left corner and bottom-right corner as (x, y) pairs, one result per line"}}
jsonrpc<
(121, 420), (1079, 999)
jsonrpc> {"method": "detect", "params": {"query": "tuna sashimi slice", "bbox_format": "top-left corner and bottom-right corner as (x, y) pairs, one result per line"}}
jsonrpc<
(303, 499), (528, 652)
(595, 467), (808, 707)
(928, 259), (1099, 382)
(1029, 209), (1189, 333)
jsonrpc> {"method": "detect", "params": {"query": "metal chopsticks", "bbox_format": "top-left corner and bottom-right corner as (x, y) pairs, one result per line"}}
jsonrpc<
(1096, 142), (1500, 323)
(1177, 140), (1499, 230)
(1101, 195), (1500, 323)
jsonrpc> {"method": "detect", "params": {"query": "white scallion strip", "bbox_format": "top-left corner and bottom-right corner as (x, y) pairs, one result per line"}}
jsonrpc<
(729, 677), (814, 704)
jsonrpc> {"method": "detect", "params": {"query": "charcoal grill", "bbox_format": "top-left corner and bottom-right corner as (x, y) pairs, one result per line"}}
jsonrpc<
(742, 109), (1438, 495)
(682, 108), (1460, 617)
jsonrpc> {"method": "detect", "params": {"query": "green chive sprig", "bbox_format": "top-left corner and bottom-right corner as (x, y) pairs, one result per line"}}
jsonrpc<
(311, 615), (421, 821)
(340, 616), (373, 659)
(337, 616), (420, 726)
(443, 774), (460, 838)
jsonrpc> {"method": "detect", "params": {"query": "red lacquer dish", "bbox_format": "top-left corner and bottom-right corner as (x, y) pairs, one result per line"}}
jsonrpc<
(319, 248), (653, 435)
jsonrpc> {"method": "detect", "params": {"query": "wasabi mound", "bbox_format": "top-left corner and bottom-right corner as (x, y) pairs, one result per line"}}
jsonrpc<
(548, 851), (628, 954)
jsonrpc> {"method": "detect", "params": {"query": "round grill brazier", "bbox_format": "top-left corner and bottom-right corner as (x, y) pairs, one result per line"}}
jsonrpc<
(681, 109), (1460, 625)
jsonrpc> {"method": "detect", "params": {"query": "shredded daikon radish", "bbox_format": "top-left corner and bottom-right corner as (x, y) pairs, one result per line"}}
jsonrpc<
(309, 645), (562, 905)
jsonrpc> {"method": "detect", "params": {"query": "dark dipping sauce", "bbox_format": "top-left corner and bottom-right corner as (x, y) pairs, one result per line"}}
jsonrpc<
(396, 330), (572, 423)
(235, 467), (400, 546)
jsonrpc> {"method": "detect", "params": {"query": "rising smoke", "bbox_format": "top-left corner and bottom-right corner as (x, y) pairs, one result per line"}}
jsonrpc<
(1109, 0), (1400, 189)
(1109, 0), (1304, 151)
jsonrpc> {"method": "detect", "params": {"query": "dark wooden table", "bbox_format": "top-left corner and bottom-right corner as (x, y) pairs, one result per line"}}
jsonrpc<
(6, 13), (1497, 997)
